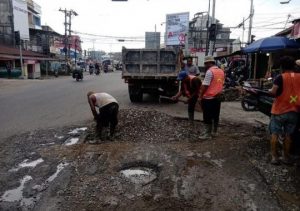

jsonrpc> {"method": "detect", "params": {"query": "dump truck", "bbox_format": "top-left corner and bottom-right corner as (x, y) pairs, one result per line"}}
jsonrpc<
(122, 48), (179, 102)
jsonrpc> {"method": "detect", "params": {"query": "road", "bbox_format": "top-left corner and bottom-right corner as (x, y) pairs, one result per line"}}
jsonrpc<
(0, 72), (129, 140)
(0, 73), (299, 210)
(0, 71), (269, 140)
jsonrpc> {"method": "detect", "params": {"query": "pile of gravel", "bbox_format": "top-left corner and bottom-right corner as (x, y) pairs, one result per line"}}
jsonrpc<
(86, 108), (204, 143)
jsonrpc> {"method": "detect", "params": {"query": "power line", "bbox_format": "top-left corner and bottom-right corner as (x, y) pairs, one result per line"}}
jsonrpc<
(253, 20), (287, 28)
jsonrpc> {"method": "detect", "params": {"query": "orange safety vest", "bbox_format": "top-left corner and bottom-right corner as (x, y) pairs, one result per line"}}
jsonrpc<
(271, 72), (300, 115)
(203, 67), (225, 99)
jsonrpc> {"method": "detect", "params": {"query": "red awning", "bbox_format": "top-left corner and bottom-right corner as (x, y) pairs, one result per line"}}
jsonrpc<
(0, 54), (56, 61)
(0, 44), (57, 61)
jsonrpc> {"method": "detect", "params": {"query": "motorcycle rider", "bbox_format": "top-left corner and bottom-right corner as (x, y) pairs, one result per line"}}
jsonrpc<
(198, 56), (225, 139)
(95, 63), (100, 75)
(87, 91), (119, 139)
(268, 56), (300, 165)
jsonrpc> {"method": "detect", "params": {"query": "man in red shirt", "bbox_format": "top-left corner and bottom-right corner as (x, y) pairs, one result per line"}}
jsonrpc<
(172, 71), (202, 122)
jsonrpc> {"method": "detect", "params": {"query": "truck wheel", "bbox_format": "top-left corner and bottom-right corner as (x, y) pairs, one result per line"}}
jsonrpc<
(129, 85), (143, 102)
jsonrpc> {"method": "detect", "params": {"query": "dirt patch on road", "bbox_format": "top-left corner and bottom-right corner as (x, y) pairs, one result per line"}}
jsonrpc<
(0, 109), (299, 211)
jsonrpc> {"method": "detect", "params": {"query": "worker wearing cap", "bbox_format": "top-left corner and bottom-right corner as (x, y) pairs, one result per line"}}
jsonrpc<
(198, 56), (225, 139)
(172, 71), (202, 122)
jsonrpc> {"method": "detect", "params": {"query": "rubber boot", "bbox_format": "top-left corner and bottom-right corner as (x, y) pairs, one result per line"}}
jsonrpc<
(199, 124), (212, 140)
(212, 123), (219, 137)
(188, 112), (194, 122)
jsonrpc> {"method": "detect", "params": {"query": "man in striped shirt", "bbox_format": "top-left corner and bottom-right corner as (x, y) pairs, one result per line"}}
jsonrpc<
(198, 56), (225, 140)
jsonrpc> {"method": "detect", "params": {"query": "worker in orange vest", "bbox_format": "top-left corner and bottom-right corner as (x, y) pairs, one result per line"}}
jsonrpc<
(198, 56), (225, 139)
(269, 56), (300, 165)
(172, 71), (202, 122)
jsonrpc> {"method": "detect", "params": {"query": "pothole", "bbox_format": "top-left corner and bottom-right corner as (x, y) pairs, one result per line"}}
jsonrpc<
(120, 162), (159, 185)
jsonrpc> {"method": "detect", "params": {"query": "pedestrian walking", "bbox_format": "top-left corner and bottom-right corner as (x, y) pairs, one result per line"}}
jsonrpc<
(268, 56), (300, 165)
(6, 62), (12, 78)
(87, 91), (119, 138)
(172, 71), (202, 122)
(198, 56), (225, 139)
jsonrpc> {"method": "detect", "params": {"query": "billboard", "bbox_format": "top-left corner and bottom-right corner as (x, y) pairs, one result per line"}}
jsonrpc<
(166, 12), (189, 46)
(12, 0), (30, 40)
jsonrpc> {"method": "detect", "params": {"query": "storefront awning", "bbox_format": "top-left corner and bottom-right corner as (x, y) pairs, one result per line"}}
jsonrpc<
(243, 36), (300, 53)
(0, 44), (57, 61)
(0, 54), (58, 61)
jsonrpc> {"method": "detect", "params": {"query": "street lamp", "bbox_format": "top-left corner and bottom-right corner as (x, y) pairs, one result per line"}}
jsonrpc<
(280, 0), (291, 4)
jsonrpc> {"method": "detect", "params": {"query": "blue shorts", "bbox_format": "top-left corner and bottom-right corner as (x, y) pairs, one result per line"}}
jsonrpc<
(269, 112), (299, 135)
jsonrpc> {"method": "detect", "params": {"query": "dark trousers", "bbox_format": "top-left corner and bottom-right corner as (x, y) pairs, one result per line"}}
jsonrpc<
(97, 102), (119, 136)
(202, 98), (221, 125)
(188, 97), (198, 113)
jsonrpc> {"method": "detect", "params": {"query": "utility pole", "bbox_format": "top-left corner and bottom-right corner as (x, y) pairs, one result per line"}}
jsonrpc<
(19, 39), (24, 77)
(59, 8), (68, 64)
(205, 0), (211, 56)
(46, 25), (49, 78)
(75, 38), (77, 66)
(208, 0), (216, 56)
(242, 17), (245, 47)
(284, 14), (291, 29)
(59, 8), (78, 65)
(247, 0), (254, 44)
(68, 11), (72, 59)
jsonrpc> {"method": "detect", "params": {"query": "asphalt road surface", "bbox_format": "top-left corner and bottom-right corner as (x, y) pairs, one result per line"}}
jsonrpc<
(0, 71), (269, 141)
(0, 72), (129, 141)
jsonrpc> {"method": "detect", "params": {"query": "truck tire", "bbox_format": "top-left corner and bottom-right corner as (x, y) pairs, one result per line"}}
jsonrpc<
(128, 85), (143, 102)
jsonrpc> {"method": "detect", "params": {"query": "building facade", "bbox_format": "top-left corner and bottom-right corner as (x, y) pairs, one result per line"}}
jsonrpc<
(188, 14), (232, 56)
(0, 0), (15, 45)
(145, 32), (160, 49)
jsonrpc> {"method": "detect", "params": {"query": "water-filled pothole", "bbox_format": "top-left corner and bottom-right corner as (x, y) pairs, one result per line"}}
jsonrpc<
(120, 162), (159, 185)
(120, 167), (157, 185)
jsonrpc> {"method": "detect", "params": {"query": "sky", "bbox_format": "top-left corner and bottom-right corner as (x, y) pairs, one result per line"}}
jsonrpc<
(34, 0), (300, 52)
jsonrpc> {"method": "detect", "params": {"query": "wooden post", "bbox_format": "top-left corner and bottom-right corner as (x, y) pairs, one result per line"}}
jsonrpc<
(254, 53), (258, 79)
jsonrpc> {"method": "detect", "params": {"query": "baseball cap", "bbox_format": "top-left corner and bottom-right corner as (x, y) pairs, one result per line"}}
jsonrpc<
(177, 71), (188, 81)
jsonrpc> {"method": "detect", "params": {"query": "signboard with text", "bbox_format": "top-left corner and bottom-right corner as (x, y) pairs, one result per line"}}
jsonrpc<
(12, 0), (29, 40)
(166, 12), (189, 46)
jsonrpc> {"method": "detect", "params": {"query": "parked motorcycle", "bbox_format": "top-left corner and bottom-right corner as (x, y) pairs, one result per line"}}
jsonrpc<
(224, 65), (247, 88)
(241, 81), (271, 113)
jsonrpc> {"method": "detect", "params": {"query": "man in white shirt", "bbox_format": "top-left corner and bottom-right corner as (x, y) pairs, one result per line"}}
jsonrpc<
(87, 91), (119, 138)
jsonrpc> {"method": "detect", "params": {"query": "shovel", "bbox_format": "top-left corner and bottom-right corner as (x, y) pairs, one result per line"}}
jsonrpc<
(158, 95), (187, 104)
(159, 95), (202, 112)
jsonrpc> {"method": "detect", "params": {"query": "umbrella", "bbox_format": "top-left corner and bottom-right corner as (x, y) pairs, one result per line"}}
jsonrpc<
(243, 36), (300, 53)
